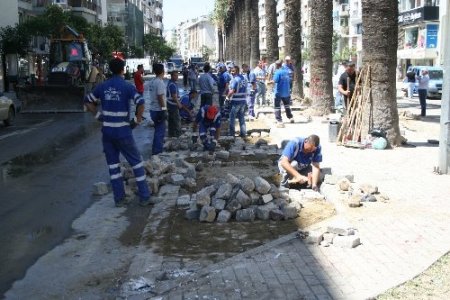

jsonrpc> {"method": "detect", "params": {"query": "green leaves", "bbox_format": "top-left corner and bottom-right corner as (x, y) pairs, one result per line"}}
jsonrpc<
(143, 33), (175, 61)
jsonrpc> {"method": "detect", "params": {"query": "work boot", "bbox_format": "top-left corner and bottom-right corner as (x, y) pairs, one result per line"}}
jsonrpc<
(115, 196), (132, 207)
(139, 197), (152, 207)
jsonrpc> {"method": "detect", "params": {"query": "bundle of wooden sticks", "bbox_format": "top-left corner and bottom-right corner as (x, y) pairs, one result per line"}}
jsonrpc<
(337, 66), (371, 146)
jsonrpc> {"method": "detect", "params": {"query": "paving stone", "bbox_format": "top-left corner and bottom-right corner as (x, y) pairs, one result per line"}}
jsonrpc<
(361, 194), (377, 202)
(269, 209), (285, 221)
(338, 178), (351, 191)
(158, 184), (180, 197)
(182, 177), (196, 189)
(359, 183), (378, 194)
(211, 198), (226, 210)
(255, 203), (276, 220)
(254, 150), (268, 160)
(217, 210), (232, 223)
(93, 182), (109, 195)
(249, 192), (261, 205)
(240, 177), (255, 194)
(215, 150), (230, 161)
(146, 177), (159, 194)
(260, 131), (269, 138)
(327, 221), (355, 236)
(236, 208), (256, 222)
(306, 230), (324, 245)
(225, 199), (242, 214)
(324, 174), (340, 185)
(323, 232), (336, 244)
(170, 174), (185, 185)
(196, 186), (216, 207)
(185, 209), (200, 220)
(176, 195), (191, 206)
(215, 183), (233, 200)
(288, 201), (302, 212)
(282, 206), (298, 219)
(348, 194), (362, 208)
(226, 173), (240, 186)
(254, 176), (271, 194)
(262, 194), (273, 204)
(199, 206), (217, 222)
(251, 132), (261, 138)
(333, 235), (361, 248)
(236, 189), (251, 208)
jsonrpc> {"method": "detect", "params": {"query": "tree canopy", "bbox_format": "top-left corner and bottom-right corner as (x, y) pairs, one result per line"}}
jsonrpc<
(143, 33), (175, 62)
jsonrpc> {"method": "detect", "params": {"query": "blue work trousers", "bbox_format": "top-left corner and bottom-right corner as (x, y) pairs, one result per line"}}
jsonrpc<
(150, 110), (167, 155)
(229, 102), (247, 137)
(102, 134), (150, 204)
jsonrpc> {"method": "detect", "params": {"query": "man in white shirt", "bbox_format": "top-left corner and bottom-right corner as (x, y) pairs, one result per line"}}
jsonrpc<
(147, 63), (168, 155)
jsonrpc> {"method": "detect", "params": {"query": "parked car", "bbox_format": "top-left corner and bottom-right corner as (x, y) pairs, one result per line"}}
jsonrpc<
(404, 66), (443, 99)
(0, 94), (16, 126)
(166, 62), (175, 73)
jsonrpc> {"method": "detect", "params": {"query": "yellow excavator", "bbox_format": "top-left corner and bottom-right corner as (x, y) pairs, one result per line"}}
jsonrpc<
(17, 26), (103, 113)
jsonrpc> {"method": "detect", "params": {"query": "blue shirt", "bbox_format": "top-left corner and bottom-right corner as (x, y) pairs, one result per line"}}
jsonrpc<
(273, 68), (291, 97)
(229, 74), (247, 103)
(281, 137), (322, 169)
(179, 94), (194, 119)
(218, 71), (232, 94)
(195, 105), (221, 129)
(84, 75), (144, 138)
(166, 79), (179, 107)
(198, 72), (217, 95)
(282, 63), (294, 82)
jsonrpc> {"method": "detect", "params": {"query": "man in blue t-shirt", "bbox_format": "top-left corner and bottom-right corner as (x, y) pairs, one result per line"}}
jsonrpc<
(278, 135), (322, 191)
(179, 89), (198, 122)
(217, 63), (232, 113)
(166, 71), (182, 137)
(271, 60), (294, 127)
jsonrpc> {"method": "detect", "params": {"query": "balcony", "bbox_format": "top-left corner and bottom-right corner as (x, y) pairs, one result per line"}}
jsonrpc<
(68, 0), (99, 12)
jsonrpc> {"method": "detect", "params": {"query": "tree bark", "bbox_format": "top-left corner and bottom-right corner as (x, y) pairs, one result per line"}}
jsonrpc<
(249, 0), (260, 68)
(265, 0), (279, 63)
(362, 0), (401, 146)
(284, 0), (303, 100)
(309, 0), (333, 115)
(218, 27), (224, 61)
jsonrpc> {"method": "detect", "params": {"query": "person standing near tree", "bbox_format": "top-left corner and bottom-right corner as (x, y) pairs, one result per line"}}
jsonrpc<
(242, 64), (257, 120)
(147, 63), (168, 155)
(226, 65), (248, 138)
(270, 60), (294, 128)
(417, 69), (429, 117)
(338, 62), (357, 108)
(254, 60), (267, 107)
(405, 69), (416, 99)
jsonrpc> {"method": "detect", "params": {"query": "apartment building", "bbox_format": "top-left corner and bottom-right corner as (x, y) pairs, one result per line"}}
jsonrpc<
(397, 0), (440, 71)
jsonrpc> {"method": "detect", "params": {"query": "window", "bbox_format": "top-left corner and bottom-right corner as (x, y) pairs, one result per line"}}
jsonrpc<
(405, 27), (419, 48)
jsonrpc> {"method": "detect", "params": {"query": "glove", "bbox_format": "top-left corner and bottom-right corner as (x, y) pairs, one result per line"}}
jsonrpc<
(191, 135), (198, 143)
(95, 111), (104, 122)
(129, 117), (140, 129)
(250, 90), (256, 97)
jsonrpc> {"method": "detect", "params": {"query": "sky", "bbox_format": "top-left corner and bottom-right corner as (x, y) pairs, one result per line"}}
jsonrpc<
(163, 0), (215, 31)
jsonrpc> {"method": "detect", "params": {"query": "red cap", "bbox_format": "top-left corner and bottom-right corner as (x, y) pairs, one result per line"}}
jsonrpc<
(206, 105), (219, 120)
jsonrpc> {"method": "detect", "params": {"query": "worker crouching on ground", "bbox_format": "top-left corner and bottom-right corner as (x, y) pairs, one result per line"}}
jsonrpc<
(179, 90), (198, 123)
(278, 135), (322, 191)
(84, 58), (151, 207)
(193, 105), (221, 152)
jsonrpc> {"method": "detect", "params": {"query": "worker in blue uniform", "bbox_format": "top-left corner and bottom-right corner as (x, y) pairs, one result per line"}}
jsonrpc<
(84, 58), (151, 207)
(193, 104), (221, 152)
(226, 65), (248, 138)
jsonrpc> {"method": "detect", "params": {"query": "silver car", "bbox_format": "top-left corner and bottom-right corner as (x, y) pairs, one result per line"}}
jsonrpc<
(0, 95), (15, 126)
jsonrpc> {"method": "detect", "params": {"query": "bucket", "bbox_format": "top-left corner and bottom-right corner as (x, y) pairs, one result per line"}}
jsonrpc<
(328, 121), (341, 143)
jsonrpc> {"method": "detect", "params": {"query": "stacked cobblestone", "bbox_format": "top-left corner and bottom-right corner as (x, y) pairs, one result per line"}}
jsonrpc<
(299, 219), (361, 248)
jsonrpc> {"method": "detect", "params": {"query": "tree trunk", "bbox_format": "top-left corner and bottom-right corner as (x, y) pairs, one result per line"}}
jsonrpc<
(249, 0), (260, 68)
(309, 0), (333, 115)
(265, 0), (279, 63)
(284, 0), (303, 100)
(362, 0), (401, 146)
(218, 27), (224, 61)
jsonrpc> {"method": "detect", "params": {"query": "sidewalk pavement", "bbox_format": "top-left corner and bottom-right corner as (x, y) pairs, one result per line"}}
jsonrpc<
(145, 98), (450, 299)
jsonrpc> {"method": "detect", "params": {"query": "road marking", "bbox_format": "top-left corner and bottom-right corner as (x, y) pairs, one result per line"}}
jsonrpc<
(0, 120), (54, 141)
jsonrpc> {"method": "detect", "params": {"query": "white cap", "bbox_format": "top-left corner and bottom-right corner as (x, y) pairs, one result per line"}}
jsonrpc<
(285, 56), (291, 60)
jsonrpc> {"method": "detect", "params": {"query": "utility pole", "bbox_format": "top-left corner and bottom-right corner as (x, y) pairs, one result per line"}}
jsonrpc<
(439, 0), (450, 174)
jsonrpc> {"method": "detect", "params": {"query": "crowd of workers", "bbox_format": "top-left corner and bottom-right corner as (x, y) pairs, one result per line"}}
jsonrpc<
(84, 57), (323, 207)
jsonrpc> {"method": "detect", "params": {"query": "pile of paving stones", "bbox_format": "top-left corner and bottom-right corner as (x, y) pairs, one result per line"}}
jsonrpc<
(178, 173), (301, 223)
(300, 219), (361, 249)
(320, 174), (389, 208)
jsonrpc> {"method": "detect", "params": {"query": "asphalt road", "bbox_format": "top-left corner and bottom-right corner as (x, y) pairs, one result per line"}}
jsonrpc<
(0, 112), (107, 295)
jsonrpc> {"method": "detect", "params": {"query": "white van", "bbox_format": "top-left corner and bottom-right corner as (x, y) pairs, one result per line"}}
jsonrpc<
(125, 58), (152, 75)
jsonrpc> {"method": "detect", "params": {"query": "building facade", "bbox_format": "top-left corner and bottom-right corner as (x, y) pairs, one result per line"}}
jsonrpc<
(397, 0), (440, 74)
